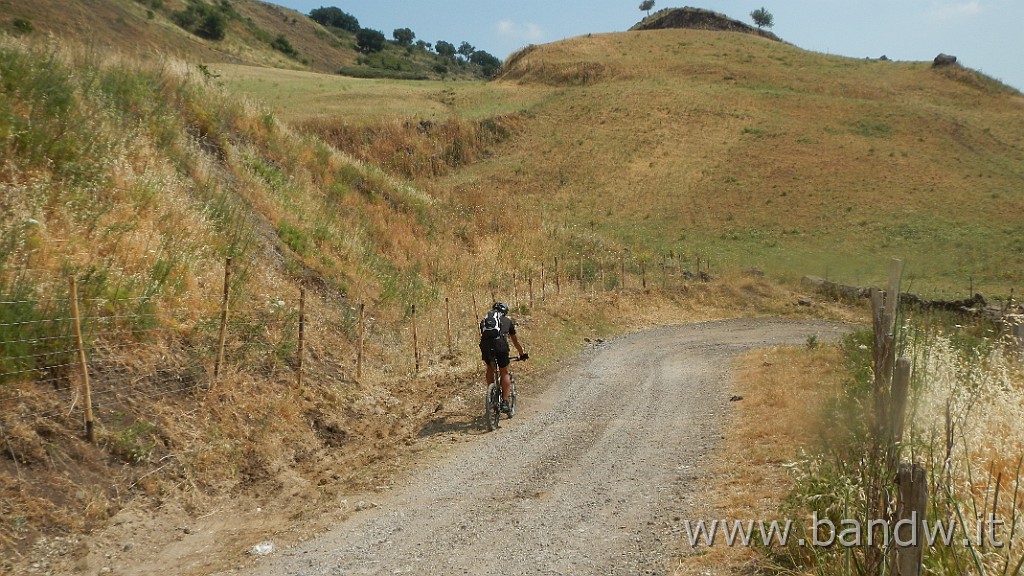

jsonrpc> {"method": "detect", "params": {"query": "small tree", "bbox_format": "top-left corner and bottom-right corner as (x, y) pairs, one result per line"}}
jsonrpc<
(751, 7), (774, 30)
(457, 41), (476, 61)
(308, 7), (359, 33)
(639, 0), (655, 17)
(435, 40), (457, 62)
(355, 28), (386, 53)
(393, 27), (415, 47)
(470, 50), (502, 78)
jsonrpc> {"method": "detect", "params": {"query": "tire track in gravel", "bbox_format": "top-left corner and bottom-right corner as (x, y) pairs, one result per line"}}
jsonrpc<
(225, 318), (853, 576)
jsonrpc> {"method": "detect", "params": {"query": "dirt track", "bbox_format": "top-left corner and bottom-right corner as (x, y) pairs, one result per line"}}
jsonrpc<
(218, 318), (851, 576)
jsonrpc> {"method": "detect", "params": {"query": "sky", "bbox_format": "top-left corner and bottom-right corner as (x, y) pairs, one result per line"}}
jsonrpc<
(272, 1), (1024, 91)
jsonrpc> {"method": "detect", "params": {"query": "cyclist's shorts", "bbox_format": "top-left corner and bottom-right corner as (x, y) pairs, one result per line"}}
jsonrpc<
(480, 336), (511, 368)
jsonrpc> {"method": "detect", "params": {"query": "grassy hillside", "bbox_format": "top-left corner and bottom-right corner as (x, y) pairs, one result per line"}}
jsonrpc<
(220, 28), (1024, 296)
(0, 0), (341, 71)
(480, 30), (1024, 296)
(0, 30), (815, 573)
(0, 0), (489, 80)
(2, 16), (1024, 575)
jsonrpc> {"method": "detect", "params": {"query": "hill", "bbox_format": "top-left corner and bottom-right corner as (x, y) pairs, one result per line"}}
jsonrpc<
(480, 29), (1024, 293)
(0, 0), (493, 79)
(0, 26), (808, 573)
(2, 8), (1024, 575)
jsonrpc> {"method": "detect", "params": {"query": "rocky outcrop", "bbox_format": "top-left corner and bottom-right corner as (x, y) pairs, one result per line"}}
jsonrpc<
(631, 7), (782, 42)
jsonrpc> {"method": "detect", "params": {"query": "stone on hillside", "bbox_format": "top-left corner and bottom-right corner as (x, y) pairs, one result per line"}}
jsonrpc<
(933, 53), (958, 67)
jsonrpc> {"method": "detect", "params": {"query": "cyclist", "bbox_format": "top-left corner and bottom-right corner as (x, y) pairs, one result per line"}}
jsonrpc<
(480, 302), (528, 414)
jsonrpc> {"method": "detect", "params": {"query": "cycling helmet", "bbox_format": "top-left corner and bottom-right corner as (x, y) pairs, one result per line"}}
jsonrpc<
(492, 302), (509, 315)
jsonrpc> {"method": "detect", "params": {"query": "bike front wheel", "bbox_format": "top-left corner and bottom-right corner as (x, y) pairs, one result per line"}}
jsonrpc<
(508, 374), (517, 418)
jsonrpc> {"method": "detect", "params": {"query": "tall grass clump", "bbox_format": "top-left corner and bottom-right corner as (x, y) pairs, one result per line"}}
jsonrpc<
(906, 319), (1024, 575)
(772, 315), (1024, 575)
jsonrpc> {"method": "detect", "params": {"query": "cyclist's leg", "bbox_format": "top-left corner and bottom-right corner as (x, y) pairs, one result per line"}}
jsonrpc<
(495, 338), (512, 401)
(480, 341), (496, 385)
(499, 365), (511, 401)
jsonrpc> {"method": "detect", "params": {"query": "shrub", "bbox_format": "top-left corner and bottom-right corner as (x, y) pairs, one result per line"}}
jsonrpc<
(12, 18), (34, 35)
(277, 222), (310, 257)
(172, 2), (227, 41)
(271, 34), (298, 58)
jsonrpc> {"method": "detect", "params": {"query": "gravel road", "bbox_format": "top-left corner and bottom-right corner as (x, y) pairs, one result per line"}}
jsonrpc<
(228, 318), (852, 576)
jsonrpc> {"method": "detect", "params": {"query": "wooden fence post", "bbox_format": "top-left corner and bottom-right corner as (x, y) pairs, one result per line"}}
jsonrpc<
(445, 297), (453, 357)
(555, 257), (560, 295)
(620, 256), (626, 291)
(890, 463), (927, 576)
(412, 304), (420, 374)
(540, 262), (546, 299)
(213, 256), (232, 386)
(296, 285), (305, 388)
(866, 257), (904, 576)
(529, 275), (534, 308)
(887, 357), (912, 468)
(513, 272), (519, 309)
(69, 277), (95, 443)
(578, 253), (584, 291)
(641, 259), (647, 290)
(356, 302), (365, 379)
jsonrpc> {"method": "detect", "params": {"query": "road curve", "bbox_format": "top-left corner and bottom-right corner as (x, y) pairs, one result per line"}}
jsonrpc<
(228, 318), (853, 576)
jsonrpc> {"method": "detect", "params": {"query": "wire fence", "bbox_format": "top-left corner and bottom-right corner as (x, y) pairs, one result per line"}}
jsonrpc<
(4, 251), (1020, 444)
(0, 253), (713, 439)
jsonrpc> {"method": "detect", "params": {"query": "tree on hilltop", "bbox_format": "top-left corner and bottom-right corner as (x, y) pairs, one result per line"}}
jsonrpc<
(640, 0), (655, 17)
(393, 27), (415, 47)
(458, 41), (476, 61)
(435, 40), (457, 62)
(751, 7), (774, 30)
(309, 6), (359, 33)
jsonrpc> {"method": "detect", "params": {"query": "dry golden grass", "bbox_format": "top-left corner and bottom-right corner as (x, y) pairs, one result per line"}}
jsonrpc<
(673, 344), (847, 575)
(904, 330), (1024, 572)
(2, 19), (1022, 574)
(466, 30), (1024, 296)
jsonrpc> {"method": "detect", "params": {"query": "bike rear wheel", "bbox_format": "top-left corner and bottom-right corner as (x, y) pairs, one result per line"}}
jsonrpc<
(485, 382), (500, 431)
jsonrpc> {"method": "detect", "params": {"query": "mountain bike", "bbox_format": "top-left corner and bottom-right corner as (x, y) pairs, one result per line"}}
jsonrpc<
(485, 356), (524, 431)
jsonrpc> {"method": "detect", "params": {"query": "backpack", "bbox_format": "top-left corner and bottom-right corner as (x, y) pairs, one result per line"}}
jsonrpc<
(480, 309), (504, 340)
